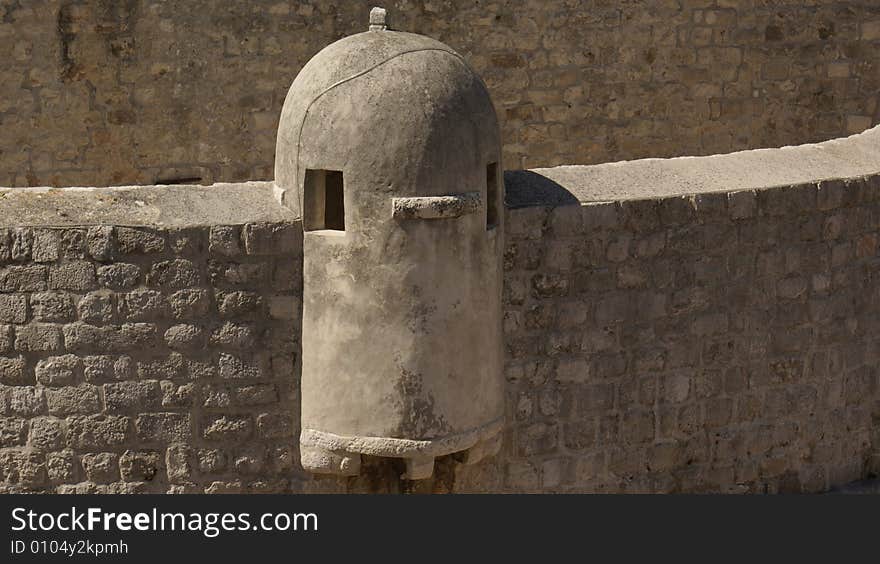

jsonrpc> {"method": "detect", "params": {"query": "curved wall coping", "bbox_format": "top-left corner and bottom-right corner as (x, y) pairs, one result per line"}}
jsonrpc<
(3, 127), (879, 225)
(0, 181), (295, 228)
(505, 126), (880, 208)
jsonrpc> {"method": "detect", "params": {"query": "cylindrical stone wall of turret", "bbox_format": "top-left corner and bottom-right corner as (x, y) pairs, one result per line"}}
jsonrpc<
(274, 12), (505, 479)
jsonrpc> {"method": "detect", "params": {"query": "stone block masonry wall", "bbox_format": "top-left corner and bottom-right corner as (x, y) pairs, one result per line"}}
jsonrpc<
(468, 175), (880, 493)
(0, 219), (305, 493)
(2, 133), (880, 494)
(3, 0), (880, 187)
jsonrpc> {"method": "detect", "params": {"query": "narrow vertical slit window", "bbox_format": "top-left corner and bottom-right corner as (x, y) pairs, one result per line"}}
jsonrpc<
(303, 169), (345, 231)
(486, 162), (498, 230)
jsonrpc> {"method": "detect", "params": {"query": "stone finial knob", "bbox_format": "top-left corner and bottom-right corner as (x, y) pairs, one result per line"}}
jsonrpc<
(369, 7), (387, 31)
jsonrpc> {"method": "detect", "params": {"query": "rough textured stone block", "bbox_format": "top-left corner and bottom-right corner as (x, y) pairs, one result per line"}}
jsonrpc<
(119, 450), (162, 482)
(28, 417), (65, 451)
(49, 261), (97, 291)
(121, 289), (167, 321)
(81, 452), (119, 483)
(77, 292), (114, 324)
(147, 258), (200, 289)
(197, 449), (227, 474)
(86, 226), (115, 261)
(135, 413), (191, 443)
(256, 412), (293, 439)
(96, 263), (140, 289)
(82, 355), (126, 383)
(210, 322), (257, 349)
(160, 381), (195, 408)
(166, 445), (194, 483)
(63, 322), (158, 353)
(202, 415), (252, 443)
(218, 353), (262, 380)
(31, 229), (60, 263)
(46, 450), (77, 484)
(0, 417), (28, 447)
(66, 415), (130, 449)
(0, 266), (47, 292)
(35, 355), (81, 386)
(217, 291), (263, 317)
(15, 323), (63, 352)
(168, 289), (211, 319)
(163, 324), (206, 350)
(0, 325), (12, 352)
(45, 384), (101, 416)
(5, 386), (45, 417)
(11, 229), (33, 261)
(0, 295), (28, 323)
(209, 226), (242, 256)
(116, 228), (165, 254)
(104, 380), (161, 411)
(31, 292), (74, 322)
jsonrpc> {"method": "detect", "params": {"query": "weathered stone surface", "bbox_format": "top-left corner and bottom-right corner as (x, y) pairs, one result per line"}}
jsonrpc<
(66, 416), (130, 449)
(135, 413), (191, 443)
(45, 385), (101, 416)
(35, 355), (81, 386)
(217, 291), (263, 317)
(165, 445), (194, 483)
(210, 322), (256, 349)
(0, 325), (11, 352)
(63, 322), (158, 352)
(86, 227), (115, 261)
(0, 295), (28, 323)
(243, 223), (300, 255)
(218, 354), (262, 380)
(82, 355), (127, 383)
(120, 289), (167, 321)
(147, 259), (200, 289)
(77, 292), (114, 324)
(28, 417), (65, 451)
(31, 292), (74, 322)
(81, 452), (119, 483)
(48, 261), (96, 291)
(96, 264), (140, 289)
(0, 417), (28, 447)
(15, 323), (63, 351)
(0, 356), (27, 385)
(104, 381), (161, 412)
(168, 289), (211, 319)
(46, 450), (76, 484)
(31, 229), (60, 263)
(202, 415), (252, 443)
(119, 450), (162, 482)
(116, 228), (165, 255)
(0, 266), (47, 292)
(209, 226), (242, 256)
(163, 324), (206, 350)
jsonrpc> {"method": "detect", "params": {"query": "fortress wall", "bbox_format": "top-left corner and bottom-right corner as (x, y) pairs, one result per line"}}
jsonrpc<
(0, 182), (309, 493)
(3, 0), (880, 188)
(464, 128), (880, 493)
(2, 130), (880, 493)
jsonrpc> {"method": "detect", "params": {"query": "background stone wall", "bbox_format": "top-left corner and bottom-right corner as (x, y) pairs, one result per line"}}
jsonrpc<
(3, 0), (880, 188)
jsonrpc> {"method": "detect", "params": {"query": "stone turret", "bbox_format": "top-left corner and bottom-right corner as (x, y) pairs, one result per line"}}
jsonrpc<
(275, 8), (505, 479)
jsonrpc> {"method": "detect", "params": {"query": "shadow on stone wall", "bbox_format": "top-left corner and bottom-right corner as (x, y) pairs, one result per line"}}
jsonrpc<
(504, 170), (579, 209)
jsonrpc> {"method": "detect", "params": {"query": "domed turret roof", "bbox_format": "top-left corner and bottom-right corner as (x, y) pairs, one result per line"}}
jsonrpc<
(274, 12), (500, 217)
